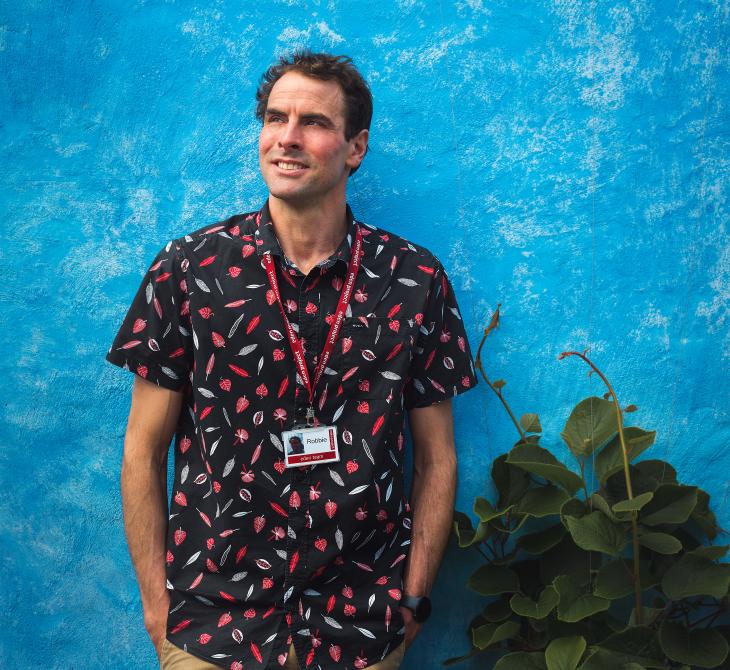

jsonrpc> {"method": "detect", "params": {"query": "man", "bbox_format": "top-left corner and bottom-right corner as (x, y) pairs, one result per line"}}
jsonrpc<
(105, 50), (478, 670)
(287, 435), (305, 456)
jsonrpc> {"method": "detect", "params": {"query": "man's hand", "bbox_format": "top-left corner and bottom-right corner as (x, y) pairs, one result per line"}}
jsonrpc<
(398, 605), (422, 649)
(145, 590), (170, 660)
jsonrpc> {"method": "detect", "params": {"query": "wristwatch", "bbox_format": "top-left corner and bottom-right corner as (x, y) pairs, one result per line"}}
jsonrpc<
(400, 594), (432, 622)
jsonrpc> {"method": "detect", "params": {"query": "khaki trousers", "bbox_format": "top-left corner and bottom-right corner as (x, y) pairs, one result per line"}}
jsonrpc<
(160, 637), (406, 670)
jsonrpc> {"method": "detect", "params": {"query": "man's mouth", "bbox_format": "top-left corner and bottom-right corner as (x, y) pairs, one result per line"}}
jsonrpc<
(274, 160), (308, 171)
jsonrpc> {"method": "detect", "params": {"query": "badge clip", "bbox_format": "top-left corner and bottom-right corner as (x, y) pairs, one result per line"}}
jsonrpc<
(306, 406), (316, 427)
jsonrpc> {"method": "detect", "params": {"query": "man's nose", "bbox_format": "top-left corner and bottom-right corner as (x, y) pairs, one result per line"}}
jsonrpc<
(278, 120), (303, 149)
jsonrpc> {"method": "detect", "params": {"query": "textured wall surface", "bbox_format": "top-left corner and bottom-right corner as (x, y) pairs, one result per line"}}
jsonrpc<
(1, 1), (728, 668)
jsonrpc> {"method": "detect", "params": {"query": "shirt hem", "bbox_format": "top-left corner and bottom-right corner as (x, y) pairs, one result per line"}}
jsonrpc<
(105, 349), (189, 392)
(404, 374), (479, 410)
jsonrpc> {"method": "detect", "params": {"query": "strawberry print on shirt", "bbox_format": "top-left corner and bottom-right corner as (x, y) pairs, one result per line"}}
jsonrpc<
(105, 200), (478, 669)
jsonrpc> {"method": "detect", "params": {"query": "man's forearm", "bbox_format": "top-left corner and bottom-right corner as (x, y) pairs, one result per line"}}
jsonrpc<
(402, 457), (457, 596)
(121, 449), (170, 613)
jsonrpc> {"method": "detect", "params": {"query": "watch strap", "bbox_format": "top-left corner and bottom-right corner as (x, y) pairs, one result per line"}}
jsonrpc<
(401, 593), (431, 622)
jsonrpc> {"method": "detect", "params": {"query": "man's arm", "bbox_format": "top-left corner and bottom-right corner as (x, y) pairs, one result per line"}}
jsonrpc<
(401, 398), (457, 645)
(120, 375), (185, 658)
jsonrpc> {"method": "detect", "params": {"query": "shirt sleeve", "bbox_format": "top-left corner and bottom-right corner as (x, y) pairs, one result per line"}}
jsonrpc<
(403, 258), (479, 410)
(105, 239), (193, 392)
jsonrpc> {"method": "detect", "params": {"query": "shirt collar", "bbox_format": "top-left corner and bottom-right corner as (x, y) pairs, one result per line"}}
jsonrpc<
(254, 198), (357, 270)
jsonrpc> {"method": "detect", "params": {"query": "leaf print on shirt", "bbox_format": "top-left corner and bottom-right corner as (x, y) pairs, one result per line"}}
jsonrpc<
(106, 240), (193, 391)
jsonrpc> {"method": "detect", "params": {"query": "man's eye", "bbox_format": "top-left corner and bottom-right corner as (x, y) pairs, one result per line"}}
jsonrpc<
(305, 120), (323, 126)
(267, 116), (283, 123)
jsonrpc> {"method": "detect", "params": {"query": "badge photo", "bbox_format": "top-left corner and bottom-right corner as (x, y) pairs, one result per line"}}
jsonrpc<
(282, 425), (340, 468)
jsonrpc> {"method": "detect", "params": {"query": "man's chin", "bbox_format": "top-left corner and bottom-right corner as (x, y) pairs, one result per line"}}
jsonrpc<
(267, 185), (316, 206)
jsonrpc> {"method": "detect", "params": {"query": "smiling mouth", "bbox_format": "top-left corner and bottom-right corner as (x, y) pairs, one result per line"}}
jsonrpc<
(274, 160), (308, 171)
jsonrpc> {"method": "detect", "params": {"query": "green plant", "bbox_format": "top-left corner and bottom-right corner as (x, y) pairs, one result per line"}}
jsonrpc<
(446, 306), (730, 669)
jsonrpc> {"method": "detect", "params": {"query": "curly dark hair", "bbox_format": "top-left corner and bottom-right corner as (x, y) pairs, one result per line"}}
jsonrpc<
(255, 50), (373, 175)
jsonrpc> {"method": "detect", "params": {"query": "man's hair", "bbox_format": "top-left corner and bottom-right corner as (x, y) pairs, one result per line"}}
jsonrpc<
(255, 50), (373, 175)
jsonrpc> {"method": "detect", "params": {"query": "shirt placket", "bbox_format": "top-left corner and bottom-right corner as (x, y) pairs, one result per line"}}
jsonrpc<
(282, 259), (322, 664)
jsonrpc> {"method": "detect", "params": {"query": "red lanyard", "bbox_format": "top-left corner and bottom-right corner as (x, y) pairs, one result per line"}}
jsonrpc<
(261, 223), (363, 424)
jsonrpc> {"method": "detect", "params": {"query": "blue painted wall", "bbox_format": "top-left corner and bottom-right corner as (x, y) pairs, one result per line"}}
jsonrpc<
(1, 1), (728, 668)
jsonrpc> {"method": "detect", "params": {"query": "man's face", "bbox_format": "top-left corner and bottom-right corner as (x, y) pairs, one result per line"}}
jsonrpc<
(258, 71), (367, 206)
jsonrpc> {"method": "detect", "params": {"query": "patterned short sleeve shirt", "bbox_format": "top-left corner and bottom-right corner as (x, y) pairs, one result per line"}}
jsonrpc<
(105, 200), (478, 669)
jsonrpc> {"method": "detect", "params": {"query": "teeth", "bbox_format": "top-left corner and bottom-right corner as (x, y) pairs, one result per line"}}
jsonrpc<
(277, 161), (306, 170)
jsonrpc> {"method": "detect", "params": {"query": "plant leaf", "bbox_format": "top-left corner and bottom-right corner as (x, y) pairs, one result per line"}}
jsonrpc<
(595, 626), (665, 668)
(442, 649), (481, 666)
(565, 511), (627, 556)
(594, 427), (656, 484)
(517, 525), (566, 555)
(521, 413), (542, 433)
(639, 484), (697, 526)
(659, 620), (729, 668)
(589, 493), (619, 522)
(553, 575), (610, 622)
(494, 652), (548, 670)
(516, 486), (572, 518)
(468, 564), (520, 596)
(577, 648), (621, 670)
(453, 510), (491, 548)
(507, 443), (583, 495)
(545, 636), (587, 670)
(633, 459), (677, 489)
(637, 531), (682, 555)
(474, 497), (512, 522)
(472, 620), (520, 650)
(612, 491), (653, 514)
(483, 597), (512, 622)
(688, 544), (729, 560)
(594, 560), (633, 600)
(561, 497), (586, 520)
(560, 396), (618, 458)
(492, 453), (531, 508)
(540, 535), (593, 587)
(691, 488), (718, 540)
(578, 646), (662, 670)
(628, 605), (664, 626)
(510, 586), (559, 619)
(594, 559), (657, 599)
(661, 552), (730, 599)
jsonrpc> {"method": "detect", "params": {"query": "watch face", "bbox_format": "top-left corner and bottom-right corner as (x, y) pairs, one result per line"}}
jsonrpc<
(415, 597), (432, 621)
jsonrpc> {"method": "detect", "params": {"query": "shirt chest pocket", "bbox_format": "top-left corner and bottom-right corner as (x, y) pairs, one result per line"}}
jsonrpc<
(337, 316), (412, 400)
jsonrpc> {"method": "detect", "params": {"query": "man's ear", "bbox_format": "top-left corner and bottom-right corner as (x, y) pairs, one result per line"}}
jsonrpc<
(347, 128), (369, 170)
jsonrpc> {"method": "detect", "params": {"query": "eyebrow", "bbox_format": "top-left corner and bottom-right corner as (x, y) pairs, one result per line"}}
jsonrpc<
(265, 108), (335, 126)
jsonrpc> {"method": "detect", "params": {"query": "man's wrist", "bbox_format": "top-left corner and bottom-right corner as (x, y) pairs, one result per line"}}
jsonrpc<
(400, 593), (432, 622)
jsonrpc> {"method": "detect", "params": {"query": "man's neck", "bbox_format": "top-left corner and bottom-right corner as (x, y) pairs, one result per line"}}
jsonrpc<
(267, 195), (349, 275)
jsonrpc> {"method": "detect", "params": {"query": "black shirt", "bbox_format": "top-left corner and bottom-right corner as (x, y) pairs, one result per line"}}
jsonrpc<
(105, 200), (478, 669)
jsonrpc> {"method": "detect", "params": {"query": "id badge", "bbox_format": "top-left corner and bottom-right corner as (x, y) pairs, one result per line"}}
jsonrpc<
(282, 424), (340, 468)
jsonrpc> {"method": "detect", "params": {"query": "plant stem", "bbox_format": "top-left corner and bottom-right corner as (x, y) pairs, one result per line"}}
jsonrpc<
(477, 364), (525, 441)
(473, 544), (490, 562)
(575, 455), (589, 503)
(474, 305), (527, 441)
(558, 350), (643, 624)
(689, 604), (724, 629)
